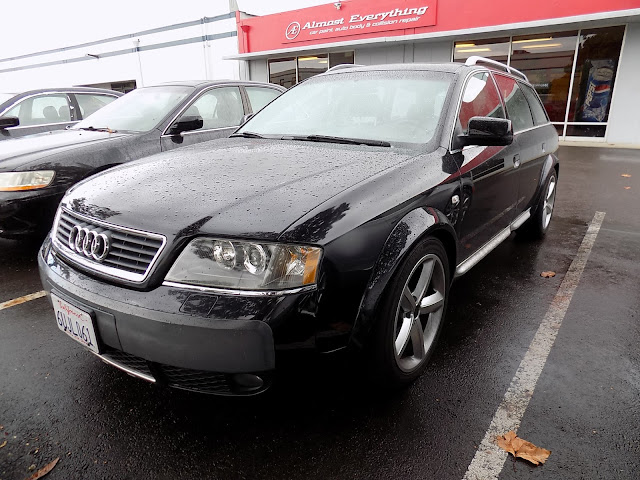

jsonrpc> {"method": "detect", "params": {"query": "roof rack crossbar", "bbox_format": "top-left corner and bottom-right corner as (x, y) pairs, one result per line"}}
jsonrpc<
(327, 63), (365, 72)
(464, 56), (528, 81)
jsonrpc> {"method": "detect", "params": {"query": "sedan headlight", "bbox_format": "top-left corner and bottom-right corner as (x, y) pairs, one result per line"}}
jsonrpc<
(0, 171), (55, 191)
(165, 238), (322, 291)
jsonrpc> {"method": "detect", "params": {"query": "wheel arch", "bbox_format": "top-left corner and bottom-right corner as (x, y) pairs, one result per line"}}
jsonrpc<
(348, 206), (457, 351)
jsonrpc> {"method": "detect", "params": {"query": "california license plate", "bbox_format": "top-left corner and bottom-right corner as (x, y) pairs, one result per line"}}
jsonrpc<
(51, 293), (100, 354)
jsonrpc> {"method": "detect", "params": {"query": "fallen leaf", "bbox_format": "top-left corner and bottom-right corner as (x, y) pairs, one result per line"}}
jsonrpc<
(541, 271), (556, 278)
(24, 457), (59, 480)
(497, 431), (551, 465)
(0, 440), (6, 448)
(621, 174), (632, 178)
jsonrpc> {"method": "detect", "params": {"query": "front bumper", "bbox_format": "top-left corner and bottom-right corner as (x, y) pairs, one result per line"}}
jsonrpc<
(38, 238), (290, 395)
(0, 190), (62, 238)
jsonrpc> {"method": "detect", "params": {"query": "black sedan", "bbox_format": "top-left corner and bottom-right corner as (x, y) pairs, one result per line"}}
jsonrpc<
(0, 80), (285, 238)
(0, 87), (122, 140)
(39, 60), (559, 395)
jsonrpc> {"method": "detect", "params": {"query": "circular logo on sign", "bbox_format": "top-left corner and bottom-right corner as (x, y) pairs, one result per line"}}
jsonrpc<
(285, 21), (301, 40)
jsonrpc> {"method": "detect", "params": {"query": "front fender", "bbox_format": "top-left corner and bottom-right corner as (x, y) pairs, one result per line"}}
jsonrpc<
(348, 207), (457, 350)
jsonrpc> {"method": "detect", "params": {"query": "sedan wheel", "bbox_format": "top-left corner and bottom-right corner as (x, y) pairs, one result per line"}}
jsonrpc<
(370, 237), (450, 387)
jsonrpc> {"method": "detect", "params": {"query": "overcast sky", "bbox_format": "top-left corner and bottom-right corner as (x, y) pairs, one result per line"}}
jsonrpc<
(1, 0), (327, 59)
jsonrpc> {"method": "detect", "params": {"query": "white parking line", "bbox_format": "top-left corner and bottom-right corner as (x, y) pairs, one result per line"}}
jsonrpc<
(463, 211), (606, 480)
(0, 290), (47, 311)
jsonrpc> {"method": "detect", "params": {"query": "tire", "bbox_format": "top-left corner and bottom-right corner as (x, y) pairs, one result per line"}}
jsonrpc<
(369, 237), (450, 388)
(519, 171), (557, 239)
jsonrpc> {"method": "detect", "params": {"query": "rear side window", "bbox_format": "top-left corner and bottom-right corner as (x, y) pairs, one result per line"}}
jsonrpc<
(519, 83), (549, 126)
(245, 87), (281, 113)
(457, 72), (504, 133)
(493, 75), (534, 133)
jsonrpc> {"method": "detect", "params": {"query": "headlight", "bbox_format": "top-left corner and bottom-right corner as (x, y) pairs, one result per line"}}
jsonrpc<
(165, 238), (322, 291)
(0, 171), (55, 191)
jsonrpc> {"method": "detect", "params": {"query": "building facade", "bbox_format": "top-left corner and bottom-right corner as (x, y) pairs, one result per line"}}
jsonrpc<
(231, 0), (640, 146)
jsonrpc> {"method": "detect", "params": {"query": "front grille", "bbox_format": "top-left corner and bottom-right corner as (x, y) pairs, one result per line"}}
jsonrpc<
(52, 208), (165, 282)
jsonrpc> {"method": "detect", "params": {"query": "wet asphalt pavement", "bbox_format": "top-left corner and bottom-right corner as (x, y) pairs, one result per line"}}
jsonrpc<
(1, 146), (639, 480)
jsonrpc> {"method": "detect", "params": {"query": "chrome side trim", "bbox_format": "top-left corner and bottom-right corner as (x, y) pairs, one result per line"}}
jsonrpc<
(455, 228), (511, 277)
(162, 281), (317, 297)
(511, 208), (531, 231)
(455, 208), (531, 277)
(51, 207), (167, 284)
(159, 125), (234, 139)
(6, 121), (77, 131)
(92, 352), (156, 383)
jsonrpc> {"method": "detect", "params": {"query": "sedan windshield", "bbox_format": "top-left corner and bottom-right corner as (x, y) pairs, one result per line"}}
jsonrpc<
(238, 71), (452, 145)
(72, 86), (193, 133)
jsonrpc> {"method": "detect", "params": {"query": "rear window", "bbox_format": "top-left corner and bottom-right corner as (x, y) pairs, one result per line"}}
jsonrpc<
(519, 83), (550, 126)
(494, 74), (535, 133)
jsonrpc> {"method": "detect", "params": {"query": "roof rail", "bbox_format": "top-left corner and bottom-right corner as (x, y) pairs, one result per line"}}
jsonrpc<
(327, 63), (365, 72)
(464, 56), (528, 81)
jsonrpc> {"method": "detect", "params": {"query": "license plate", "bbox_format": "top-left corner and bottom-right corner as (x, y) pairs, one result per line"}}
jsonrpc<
(51, 293), (100, 354)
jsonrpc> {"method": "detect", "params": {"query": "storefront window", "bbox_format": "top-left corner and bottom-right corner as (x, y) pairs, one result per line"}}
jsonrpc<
(456, 25), (625, 139)
(269, 57), (296, 88)
(329, 51), (355, 68)
(567, 26), (625, 134)
(510, 31), (578, 123)
(269, 52), (354, 87)
(298, 55), (329, 82)
(454, 38), (510, 64)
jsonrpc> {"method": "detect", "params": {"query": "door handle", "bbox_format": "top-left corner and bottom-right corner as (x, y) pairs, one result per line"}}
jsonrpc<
(514, 154), (521, 168)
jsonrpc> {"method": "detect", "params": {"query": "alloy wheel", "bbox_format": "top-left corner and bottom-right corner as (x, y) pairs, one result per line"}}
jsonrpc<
(542, 176), (556, 229)
(393, 254), (446, 373)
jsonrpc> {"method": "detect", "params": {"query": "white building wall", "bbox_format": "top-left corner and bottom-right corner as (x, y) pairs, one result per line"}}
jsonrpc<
(607, 22), (640, 146)
(0, 15), (240, 91)
(354, 40), (452, 65)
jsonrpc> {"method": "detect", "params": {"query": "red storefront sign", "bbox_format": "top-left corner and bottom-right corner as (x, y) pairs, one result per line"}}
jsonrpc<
(282, 1), (436, 44)
(236, 0), (640, 55)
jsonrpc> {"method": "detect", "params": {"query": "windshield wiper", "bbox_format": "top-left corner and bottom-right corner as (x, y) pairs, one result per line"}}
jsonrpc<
(289, 135), (390, 147)
(77, 126), (117, 133)
(230, 131), (266, 139)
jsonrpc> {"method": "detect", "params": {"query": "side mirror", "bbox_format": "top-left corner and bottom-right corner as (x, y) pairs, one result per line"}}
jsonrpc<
(457, 117), (513, 148)
(0, 116), (19, 130)
(168, 115), (203, 135)
(241, 113), (254, 125)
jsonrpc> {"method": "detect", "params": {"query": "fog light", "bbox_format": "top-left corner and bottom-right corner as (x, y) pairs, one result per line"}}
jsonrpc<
(232, 373), (264, 391)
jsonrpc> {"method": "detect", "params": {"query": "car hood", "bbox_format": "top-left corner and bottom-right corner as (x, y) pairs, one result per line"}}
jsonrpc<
(0, 129), (131, 170)
(62, 138), (421, 242)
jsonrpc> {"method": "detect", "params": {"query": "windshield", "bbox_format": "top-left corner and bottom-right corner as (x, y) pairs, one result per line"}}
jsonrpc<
(72, 86), (193, 133)
(239, 71), (452, 145)
(0, 93), (16, 105)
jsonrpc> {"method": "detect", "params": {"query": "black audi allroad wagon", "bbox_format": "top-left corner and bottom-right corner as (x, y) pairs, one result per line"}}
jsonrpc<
(38, 58), (559, 395)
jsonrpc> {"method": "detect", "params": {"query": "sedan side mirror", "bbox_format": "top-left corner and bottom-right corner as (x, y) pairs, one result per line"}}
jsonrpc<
(168, 115), (204, 135)
(457, 117), (513, 148)
(0, 116), (20, 130)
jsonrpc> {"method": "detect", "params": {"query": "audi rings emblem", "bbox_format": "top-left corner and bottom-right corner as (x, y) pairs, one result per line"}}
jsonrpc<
(68, 226), (110, 262)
